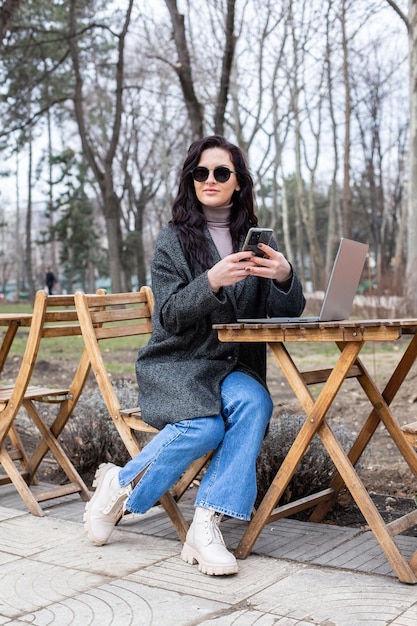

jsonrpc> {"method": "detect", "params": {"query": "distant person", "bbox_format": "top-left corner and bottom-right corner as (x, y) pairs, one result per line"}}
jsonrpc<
(45, 268), (56, 295)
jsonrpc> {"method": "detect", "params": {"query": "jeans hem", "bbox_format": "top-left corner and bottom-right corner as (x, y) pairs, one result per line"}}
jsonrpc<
(194, 500), (251, 522)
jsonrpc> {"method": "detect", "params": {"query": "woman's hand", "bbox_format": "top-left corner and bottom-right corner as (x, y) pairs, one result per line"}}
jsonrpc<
(244, 243), (292, 283)
(207, 251), (258, 292)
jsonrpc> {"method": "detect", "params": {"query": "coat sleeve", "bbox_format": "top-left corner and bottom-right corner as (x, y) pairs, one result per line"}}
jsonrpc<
(265, 270), (306, 317)
(151, 227), (228, 335)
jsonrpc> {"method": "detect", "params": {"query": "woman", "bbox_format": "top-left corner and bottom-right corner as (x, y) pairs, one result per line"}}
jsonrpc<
(84, 135), (305, 576)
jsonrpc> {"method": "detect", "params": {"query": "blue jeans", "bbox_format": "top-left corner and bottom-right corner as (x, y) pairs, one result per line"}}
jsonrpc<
(119, 371), (273, 521)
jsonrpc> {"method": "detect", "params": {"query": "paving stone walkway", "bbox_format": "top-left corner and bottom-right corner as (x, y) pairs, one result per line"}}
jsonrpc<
(1, 485), (417, 625)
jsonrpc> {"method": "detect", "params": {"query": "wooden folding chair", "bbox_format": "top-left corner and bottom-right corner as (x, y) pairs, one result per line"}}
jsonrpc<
(0, 290), (91, 516)
(74, 287), (212, 542)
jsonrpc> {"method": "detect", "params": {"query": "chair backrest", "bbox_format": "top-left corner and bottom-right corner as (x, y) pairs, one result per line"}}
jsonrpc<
(74, 287), (154, 430)
(40, 294), (82, 338)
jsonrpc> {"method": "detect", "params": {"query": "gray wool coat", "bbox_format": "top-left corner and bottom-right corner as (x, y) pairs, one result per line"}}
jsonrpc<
(136, 225), (306, 430)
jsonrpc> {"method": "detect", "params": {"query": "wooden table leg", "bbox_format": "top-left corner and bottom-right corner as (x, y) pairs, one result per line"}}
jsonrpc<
(319, 420), (417, 584)
(269, 337), (417, 583)
(0, 322), (19, 374)
(311, 334), (417, 522)
(235, 340), (363, 560)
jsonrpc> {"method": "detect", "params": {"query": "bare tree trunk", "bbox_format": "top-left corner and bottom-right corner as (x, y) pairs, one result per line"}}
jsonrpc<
(289, 9), (309, 286)
(46, 105), (57, 273)
(281, 176), (292, 262)
(0, 0), (20, 42)
(164, 0), (204, 138)
(292, 63), (322, 287)
(406, 0), (417, 310)
(214, 0), (236, 135)
(134, 209), (147, 288)
(270, 13), (290, 255)
(325, 0), (342, 276)
(14, 149), (22, 300)
(123, 167), (148, 289)
(68, 0), (133, 294)
(25, 131), (35, 302)
(341, 0), (352, 237)
(381, 1), (413, 304)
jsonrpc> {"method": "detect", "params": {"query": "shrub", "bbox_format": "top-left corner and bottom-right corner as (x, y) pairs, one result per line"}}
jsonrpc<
(15, 380), (153, 481)
(58, 380), (154, 476)
(255, 410), (356, 508)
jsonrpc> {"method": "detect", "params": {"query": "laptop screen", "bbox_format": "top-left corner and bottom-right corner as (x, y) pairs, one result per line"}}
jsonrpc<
(237, 238), (369, 324)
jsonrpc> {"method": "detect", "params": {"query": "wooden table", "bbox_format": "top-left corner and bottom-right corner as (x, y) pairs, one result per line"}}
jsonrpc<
(0, 313), (32, 374)
(214, 319), (417, 584)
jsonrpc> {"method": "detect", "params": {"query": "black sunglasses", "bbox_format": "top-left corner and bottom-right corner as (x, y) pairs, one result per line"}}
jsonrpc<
(191, 166), (237, 183)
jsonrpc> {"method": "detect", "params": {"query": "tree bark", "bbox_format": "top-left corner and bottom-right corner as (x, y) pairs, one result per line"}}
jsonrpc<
(25, 129), (35, 302)
(341, 0), (352, 238)
(214, 0), (236, 135)
(407, 0), (417, 311)
(0, 0), (20, 42)
(164, 0), (204, 138)
(379, 0), (415, 306)
(325, 0), (343, 276)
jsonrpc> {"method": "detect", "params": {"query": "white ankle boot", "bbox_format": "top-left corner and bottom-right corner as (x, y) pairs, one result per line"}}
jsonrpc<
(84, 463), (132, 546)
(181, 506), (238, 575)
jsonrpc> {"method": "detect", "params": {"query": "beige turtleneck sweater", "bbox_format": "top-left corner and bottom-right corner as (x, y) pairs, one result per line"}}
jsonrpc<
(203, 204), (233, 259)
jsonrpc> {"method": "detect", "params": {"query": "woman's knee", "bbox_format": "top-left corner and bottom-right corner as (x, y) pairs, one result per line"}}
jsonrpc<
(186, 415), (225, 452)
(224, 372), (273, 412)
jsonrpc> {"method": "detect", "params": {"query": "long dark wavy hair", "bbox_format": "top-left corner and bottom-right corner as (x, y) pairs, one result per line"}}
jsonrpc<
(170, 135), (258, 270)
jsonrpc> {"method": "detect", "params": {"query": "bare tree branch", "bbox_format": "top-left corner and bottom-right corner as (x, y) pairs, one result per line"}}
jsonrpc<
(384, 0), (410, 33)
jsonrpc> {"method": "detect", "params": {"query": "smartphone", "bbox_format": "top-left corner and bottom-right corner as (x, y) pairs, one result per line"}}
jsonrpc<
(242, 227), (274, 257)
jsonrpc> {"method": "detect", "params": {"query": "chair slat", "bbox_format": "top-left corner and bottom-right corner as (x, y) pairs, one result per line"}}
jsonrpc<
(42, 325), (83, 338)
(84, 291), (148, 307)
(95, 322), (152, 340)
(44, 310), (79, 322)
(90, 306), (151, 324)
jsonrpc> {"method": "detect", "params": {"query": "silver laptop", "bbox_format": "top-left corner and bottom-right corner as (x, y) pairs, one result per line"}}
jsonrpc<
(238, 238), (369, 324)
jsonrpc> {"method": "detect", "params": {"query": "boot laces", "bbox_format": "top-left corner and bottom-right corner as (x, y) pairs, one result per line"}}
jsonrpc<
(102, 484), (132, 515)
(210, 512), (226, 545)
